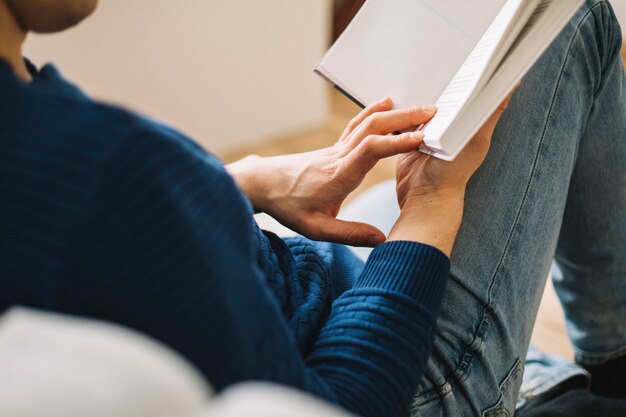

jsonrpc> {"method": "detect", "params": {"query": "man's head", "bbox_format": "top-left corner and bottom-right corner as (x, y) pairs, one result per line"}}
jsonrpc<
(4, 0), (98, 33)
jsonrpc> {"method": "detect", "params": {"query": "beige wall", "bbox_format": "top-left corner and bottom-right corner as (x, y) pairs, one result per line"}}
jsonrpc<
(24, 1), (331, 155)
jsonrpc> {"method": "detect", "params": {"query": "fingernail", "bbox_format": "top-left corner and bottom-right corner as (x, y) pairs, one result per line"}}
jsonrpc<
(411, 131), (425, 140)
(422, 105), (437, 114)
(379, 97), (391, 105)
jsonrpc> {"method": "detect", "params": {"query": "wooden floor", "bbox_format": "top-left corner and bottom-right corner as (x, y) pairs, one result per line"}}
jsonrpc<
(221, 46), (626, 361)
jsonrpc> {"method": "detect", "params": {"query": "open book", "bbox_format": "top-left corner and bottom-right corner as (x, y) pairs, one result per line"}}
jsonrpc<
(316, 0), (584, 161)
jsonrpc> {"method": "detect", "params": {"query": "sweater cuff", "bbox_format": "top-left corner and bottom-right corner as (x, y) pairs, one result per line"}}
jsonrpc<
(355, 241), (450, 313)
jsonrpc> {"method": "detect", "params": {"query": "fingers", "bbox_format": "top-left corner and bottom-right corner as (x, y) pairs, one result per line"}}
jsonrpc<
(305, 216), (386, 247)
(337, 130), (424, 182)
(352, 131), (425, 164)
(346, 105), (437, 149)
(339, 97), (394, 142)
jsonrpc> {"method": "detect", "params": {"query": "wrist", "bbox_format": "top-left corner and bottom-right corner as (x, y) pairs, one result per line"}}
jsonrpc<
(388, 190), (465, 257)
(401, 184), (466, 207)
(226, 155), (268, 210)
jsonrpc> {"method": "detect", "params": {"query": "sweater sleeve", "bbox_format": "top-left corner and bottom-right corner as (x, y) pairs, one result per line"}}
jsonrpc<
(62, 127), (449, 417)
(309, 242), (449, 417)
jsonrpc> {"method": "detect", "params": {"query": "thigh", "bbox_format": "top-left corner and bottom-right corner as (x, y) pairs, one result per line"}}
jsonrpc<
(410, 2), (621, 415)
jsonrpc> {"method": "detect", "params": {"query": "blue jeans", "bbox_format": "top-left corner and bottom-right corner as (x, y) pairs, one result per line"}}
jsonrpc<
(341, 1), (625, 415)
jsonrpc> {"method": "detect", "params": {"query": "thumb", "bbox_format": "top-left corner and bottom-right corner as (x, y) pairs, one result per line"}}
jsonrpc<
(307, 216), (386, 247)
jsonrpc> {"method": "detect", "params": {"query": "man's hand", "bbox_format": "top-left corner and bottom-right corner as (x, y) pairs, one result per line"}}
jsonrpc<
(227, 98), (436, 247)
(388, 92), (516, 256)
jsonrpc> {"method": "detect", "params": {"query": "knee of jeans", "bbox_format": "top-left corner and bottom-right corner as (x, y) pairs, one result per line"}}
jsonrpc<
(579, 0), (623, 60)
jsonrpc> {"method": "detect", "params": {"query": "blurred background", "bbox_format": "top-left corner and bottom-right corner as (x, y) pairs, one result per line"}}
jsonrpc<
(25, 1), (331, 156)
(23, 0), (626, 361)
(23, 1), (626, 159)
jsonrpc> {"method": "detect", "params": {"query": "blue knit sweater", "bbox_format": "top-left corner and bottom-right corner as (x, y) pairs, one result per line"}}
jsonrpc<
(0, 61), (450, 417)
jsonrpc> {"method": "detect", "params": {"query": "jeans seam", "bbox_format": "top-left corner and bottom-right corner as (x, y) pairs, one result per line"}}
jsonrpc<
(414, 3), (604, 403)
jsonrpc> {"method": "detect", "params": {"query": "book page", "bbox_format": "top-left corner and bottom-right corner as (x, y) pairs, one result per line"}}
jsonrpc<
(494, 0), (555, 75)
(317, 0), (506, 108)
(421, 0), (529, 148)
(430, 0), (584, 160)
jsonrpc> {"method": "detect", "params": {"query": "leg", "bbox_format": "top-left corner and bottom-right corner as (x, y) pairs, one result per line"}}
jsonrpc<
(340, 2), (624, 413)
(550, 0), (626, 397)
(404, 2), (625, 416)
(516, 346), (626, 416)
(517, 344), (590, 410)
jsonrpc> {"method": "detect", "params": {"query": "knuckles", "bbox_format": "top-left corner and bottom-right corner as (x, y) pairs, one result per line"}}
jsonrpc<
(356, 136), (377, 159)
(362, 114), (379, 133)
(347, 118), (360, 132)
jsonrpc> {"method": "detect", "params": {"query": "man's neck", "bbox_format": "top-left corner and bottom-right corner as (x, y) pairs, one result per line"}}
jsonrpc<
(0, 1), (31, 82)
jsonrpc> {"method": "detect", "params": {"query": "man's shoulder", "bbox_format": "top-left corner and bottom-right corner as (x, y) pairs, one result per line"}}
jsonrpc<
(2, 83), (131, 157)
(0, 73), (228, 225)
(1, 74), (218, 175)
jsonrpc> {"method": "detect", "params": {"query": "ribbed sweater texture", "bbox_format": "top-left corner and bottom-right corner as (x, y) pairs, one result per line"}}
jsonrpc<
(0, 61), (450, 417)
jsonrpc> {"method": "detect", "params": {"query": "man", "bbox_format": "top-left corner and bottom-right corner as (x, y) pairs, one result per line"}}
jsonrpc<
(0, 1), (624, 417)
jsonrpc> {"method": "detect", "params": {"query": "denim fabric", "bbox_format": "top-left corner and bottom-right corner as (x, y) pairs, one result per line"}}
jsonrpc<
(341, 0), (625, 415)
(516, 345), (589, 410)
